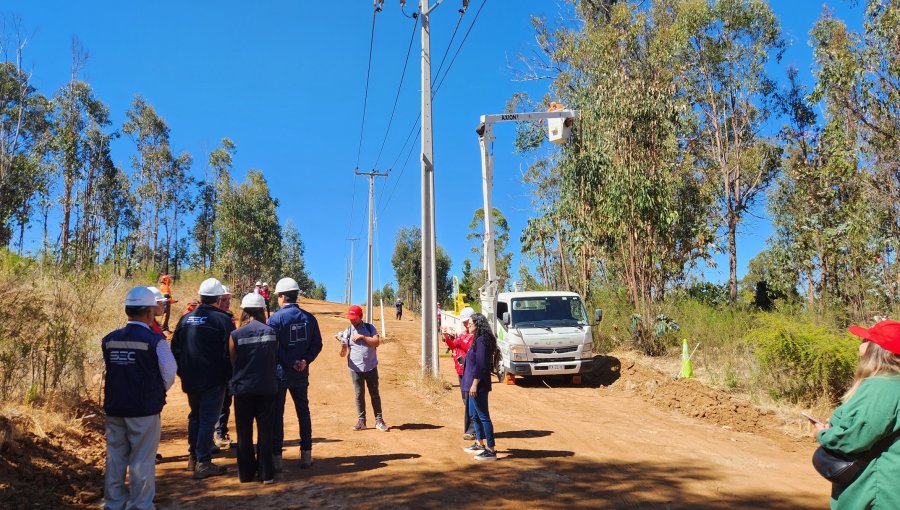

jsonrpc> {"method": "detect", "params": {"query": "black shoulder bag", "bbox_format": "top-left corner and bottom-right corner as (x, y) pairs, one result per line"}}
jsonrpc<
(813, 430), (900, 486)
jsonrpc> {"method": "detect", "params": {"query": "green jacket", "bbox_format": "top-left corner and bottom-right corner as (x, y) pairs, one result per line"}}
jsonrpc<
(817, 374), (900, 510)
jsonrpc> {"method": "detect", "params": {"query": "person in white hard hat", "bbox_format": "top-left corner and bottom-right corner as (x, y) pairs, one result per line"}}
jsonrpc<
(101, 286), (177, 510)
(268, 277), (323, 471)
(146, 286), (170, 336)
(214, 285), (238, 451)
(442, 306), (477, 440)
(229, 292), (278, 484)
(170, 277), (235, 480)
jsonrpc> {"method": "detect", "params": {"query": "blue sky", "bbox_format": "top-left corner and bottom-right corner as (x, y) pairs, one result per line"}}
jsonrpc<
(6, 1), (863, 301)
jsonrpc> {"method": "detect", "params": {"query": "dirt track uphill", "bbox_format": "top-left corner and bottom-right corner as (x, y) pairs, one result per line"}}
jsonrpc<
(149, 298), (828, 509)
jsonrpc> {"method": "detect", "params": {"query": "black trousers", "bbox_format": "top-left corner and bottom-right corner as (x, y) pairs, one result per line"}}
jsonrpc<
(233, 393), (276, 483)
(459, 375), (474, 435)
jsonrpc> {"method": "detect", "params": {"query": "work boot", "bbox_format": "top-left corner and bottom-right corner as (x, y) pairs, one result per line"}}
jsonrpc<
(214, 433), (231, 448)
(193, 461), (227, 480)
(273, 454), (283, 473)
(186, 454), (197, 471)
(300, 449), (313, 469)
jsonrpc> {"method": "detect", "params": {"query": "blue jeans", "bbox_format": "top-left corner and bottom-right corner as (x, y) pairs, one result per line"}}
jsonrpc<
(468, 390), (495, 449)
(187, 385), (226, 463)
(273, 377), (311, 452)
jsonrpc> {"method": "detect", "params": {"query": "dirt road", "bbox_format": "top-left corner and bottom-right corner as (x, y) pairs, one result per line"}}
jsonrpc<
(153, 299), (829, 509)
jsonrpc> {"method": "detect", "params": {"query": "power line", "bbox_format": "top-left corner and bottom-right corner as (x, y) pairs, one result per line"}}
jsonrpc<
(373, 12), (419, 169)
(431, 10), (465, 87)
(354, 4), (381, 171)
(433, 0), (487, 95)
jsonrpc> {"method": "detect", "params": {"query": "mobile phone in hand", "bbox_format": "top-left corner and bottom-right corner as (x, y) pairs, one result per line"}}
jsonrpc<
(801, 412), (822, 425)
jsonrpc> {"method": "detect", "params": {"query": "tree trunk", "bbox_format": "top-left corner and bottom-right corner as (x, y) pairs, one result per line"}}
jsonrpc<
(727, 212), (738, 304)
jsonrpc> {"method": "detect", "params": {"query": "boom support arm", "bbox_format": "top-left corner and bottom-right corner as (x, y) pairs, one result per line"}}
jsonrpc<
(474, 109), (578, 326)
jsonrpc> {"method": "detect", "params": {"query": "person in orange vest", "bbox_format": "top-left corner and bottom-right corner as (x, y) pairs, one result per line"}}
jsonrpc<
(159, 275), (176, 332)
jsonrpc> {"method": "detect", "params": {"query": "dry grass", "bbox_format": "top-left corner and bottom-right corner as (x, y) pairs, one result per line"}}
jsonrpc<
(395, 368), (452, 406)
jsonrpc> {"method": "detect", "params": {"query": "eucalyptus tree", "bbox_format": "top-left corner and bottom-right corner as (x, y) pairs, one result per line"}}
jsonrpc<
(808, 1), (900, 306)
(467, 207), (512, 293)
(192, 138), (235, 271)
(391, 225), (452, 310)
(123, 95), (175, 272)
(0, 28), (51, 250)
(679, 0), (784, 304)
(214, 170), (282, 292)
(518, 0), (715, 329)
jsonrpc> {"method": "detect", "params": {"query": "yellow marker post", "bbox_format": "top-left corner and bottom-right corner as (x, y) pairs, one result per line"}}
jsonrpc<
(680, 338), (694, 378)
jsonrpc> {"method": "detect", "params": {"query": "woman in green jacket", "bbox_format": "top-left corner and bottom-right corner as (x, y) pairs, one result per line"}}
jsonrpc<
(816, 320), (900, 509)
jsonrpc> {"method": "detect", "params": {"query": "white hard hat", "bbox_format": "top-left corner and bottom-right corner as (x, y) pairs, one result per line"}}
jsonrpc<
(146, 286), (167, 303)
(221, 285), (232, 297)
(275, 277), (300, 293)
(241, 293), (267, 309)
(459, 306), (476, 321)
(198, 277), (226, 296)
(255, 281), (262, 286)
(125, 286), (158, 307)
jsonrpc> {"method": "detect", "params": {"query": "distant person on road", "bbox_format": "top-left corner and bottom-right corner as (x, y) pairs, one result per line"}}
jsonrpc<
(815, 320), (900, 509)
(395, 298), (403, 320)
(229, 293), (279, 484)
(461, 313), (498, 461)
(214, 286), (238, 451)
(442, 306), (476, 441)
(269, 277), (323, 472)
(171, 277), (235, 480)
(102, 286), (176, 510)
(339, 305), (390, 432)
(159, 274), (175, 332)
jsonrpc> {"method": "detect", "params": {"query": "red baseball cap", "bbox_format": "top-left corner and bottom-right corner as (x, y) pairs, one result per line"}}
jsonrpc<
(347, 305), (363, 320)
(848, 320), (900, 355)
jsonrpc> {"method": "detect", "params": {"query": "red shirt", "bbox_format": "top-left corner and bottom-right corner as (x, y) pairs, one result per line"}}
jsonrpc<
(443, 332), (474, 376)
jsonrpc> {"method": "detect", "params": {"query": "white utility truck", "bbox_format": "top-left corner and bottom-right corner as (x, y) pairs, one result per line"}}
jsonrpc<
(441, 106), (601, 384)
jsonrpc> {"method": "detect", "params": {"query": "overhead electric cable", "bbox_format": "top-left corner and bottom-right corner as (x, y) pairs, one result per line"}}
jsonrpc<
(433, 0), (487, 95)
(354, 4), (380, 171)
(373, 13), (419, 169)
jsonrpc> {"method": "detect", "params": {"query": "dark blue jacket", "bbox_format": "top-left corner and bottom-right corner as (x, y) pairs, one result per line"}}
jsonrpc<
(171, 304), (235, 394)
(267, 303), (322, 385)
(102, 324), (167, 417)
(461, 335), (493, 394)
(230, 320), (278, 396)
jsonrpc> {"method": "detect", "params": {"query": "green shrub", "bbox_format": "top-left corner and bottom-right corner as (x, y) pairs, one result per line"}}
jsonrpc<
(745, 314), (857, 404)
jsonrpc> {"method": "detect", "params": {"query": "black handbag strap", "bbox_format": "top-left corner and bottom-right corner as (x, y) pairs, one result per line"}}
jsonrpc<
(859, 429), (900, 463)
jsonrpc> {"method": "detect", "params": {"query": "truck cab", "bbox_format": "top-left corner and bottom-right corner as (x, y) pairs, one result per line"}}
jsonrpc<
(494, 291), (594, 381)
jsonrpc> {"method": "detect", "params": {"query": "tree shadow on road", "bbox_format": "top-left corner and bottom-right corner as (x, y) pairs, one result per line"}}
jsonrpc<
(154, 452), (825, 509)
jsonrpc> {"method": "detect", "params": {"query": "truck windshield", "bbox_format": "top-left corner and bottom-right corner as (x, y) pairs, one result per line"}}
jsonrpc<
(510, 296), (588, 328)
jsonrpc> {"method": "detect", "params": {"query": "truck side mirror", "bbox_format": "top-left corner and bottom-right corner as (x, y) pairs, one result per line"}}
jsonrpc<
(501, 312), (510, 326)
(594, 309), (603, 323)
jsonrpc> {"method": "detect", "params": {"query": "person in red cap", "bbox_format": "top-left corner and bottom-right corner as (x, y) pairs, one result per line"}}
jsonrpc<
(814, 319), (900, 509)
(338, 305), (389, 432)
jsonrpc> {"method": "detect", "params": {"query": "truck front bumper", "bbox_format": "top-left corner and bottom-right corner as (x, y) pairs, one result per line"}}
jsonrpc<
(509, 358), (593, 376)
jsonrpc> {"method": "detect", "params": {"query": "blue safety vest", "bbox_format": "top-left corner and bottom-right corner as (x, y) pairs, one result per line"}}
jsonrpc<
(102, 324), (166, 417)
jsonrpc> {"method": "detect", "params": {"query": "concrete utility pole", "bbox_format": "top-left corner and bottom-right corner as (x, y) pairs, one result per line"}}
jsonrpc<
(347, 237), (359, 305)
(356, 169), (388, 322)
(419, 0), (439, 377)
(345, 257), (350, 304)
